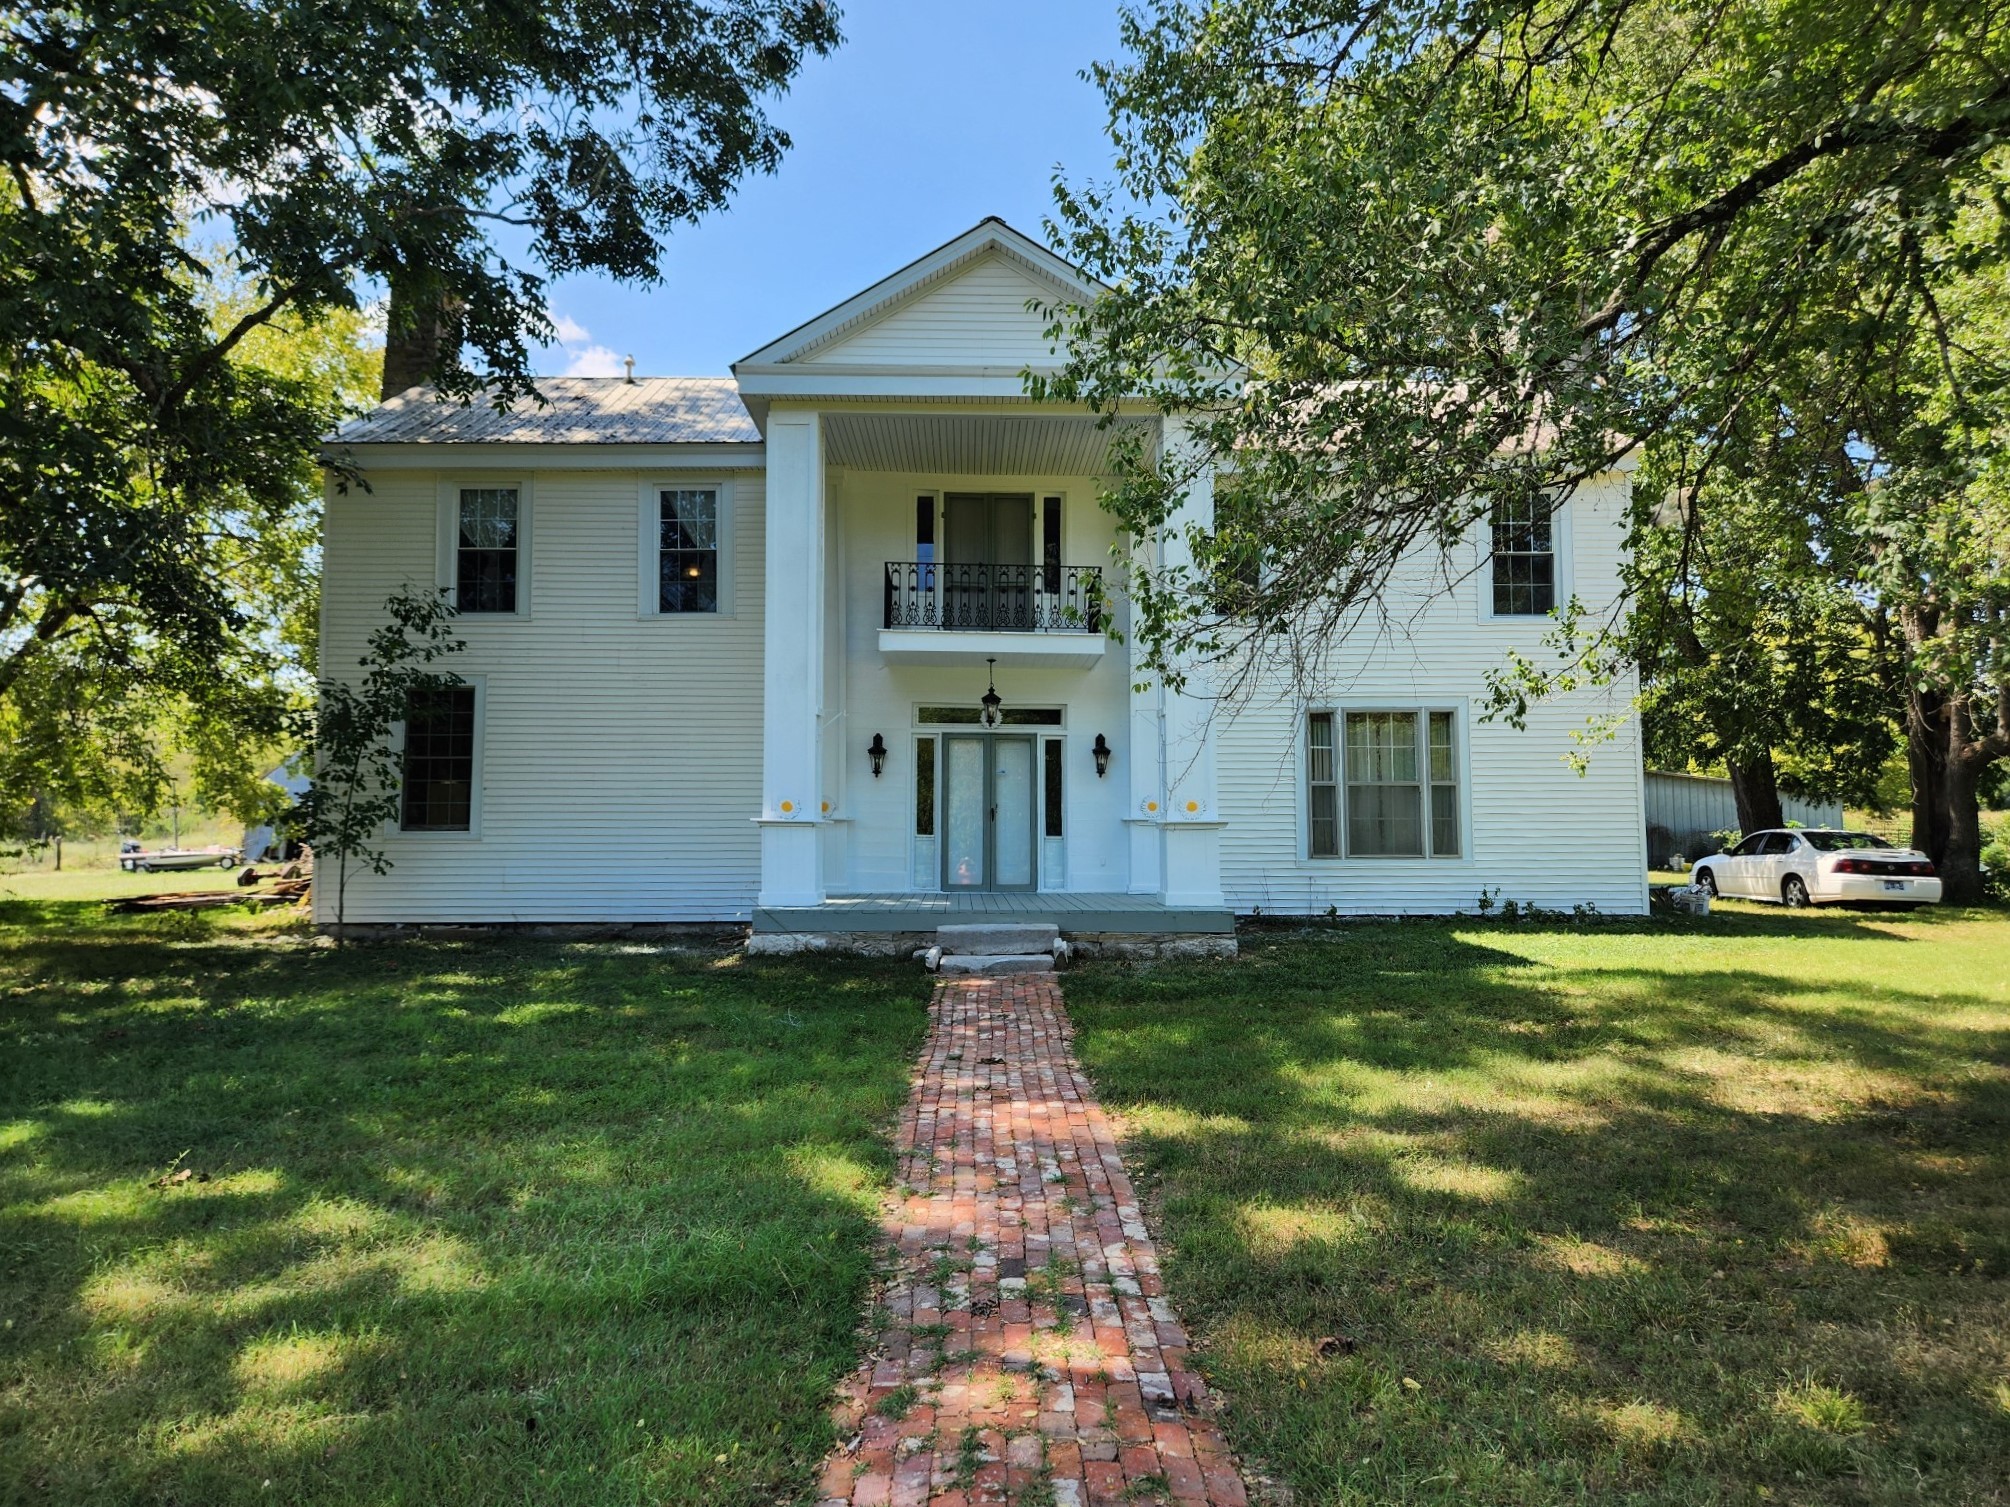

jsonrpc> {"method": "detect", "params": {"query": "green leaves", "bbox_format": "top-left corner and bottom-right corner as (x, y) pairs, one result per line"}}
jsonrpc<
(1052, 0), (2010, 701)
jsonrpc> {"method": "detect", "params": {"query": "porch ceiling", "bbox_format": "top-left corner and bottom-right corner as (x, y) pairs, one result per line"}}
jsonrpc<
(821, 411), (1154, 475)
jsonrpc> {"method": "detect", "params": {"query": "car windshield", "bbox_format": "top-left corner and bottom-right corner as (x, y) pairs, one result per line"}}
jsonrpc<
(1801, 831), (1894, 852)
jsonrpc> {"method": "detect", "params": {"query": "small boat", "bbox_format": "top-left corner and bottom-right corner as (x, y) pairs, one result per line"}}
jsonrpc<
(121, 845), (242, 873)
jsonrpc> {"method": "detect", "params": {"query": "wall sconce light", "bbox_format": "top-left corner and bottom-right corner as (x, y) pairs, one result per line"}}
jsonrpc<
(1092, 734), (1111, 778)
(868, 733), (887, 778)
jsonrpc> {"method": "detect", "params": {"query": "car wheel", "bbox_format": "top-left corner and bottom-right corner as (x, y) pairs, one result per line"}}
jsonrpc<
(1782, 874), (1811, 908)
(1695, 868), (1718, 898)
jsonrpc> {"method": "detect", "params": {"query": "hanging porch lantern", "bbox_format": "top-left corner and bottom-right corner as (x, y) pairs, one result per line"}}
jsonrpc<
(979, 657), (1003, 728)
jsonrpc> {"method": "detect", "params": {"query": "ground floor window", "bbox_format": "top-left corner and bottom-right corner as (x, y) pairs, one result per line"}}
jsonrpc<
(402, 685), (477, 831)
(1308, 709), (1460, 859)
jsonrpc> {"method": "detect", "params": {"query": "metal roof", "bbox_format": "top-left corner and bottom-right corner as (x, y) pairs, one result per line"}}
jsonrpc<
(332, 377), (760, 445)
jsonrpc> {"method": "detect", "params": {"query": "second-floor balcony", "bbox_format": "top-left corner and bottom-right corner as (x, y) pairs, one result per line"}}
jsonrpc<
(879, 561), (1110, 668)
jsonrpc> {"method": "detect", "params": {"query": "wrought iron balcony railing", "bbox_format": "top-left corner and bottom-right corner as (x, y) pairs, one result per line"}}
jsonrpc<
(883, 561), (1106, 634)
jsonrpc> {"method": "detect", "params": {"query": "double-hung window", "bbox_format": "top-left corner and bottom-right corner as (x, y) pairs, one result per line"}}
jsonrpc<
(1307, 710), (1461, 858)
(657, 487), (720, 613)
(1489, 498), (1556, 616)
(455, 487), (519, 613)
(401, 685), (477, 831)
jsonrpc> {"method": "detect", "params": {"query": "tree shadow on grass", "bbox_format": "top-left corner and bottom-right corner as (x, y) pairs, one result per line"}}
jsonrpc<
(0, 904), (932, 1506)
(1066, 919), (2010, 1507)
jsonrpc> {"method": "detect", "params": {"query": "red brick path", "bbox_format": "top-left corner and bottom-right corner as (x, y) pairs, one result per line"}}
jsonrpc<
(816, 975), (1250, 1507)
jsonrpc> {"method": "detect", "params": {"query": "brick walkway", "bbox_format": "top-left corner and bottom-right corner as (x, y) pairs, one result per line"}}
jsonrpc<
(816, 975), (1250, 1507)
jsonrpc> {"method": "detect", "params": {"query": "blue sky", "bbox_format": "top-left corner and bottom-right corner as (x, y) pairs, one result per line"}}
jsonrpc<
(537, 1), (1128, 378)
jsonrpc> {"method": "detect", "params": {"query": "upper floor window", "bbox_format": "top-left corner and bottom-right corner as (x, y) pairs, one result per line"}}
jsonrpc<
(456, 487), (519, 613)
(1490, 498), (1555, 615)
(658, 487), (719, 613)
(401, 684), (477, 831)
(1308, 709), (1461, 859)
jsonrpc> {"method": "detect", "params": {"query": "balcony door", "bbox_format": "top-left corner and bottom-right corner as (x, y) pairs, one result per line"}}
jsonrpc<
(944, 492), (1033, 630)
(941, 734), (1037, 891)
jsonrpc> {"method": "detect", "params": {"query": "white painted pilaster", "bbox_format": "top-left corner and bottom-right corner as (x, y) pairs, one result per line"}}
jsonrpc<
(1155, 416), (1226, 908)
(758, 409), (826, 907)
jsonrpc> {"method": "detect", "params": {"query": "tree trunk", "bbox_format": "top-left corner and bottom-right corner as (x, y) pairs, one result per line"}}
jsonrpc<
(1906, 681), (1951, 864)
(380, 276), (456, 400)
(1940, 752), (1986, 904)
(1727, 752), (1785, 834)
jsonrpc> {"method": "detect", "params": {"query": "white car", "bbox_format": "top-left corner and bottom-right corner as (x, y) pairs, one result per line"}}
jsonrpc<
(1691, 829), (1941, 908)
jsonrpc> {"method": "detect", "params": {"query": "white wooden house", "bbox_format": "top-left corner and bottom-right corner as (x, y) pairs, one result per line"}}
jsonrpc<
(318, 219), (1647, 940)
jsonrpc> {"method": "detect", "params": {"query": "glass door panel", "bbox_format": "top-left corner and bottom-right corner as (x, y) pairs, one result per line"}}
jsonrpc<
(944, 493), (1034, 629)
(992, 737), (1036, 889)
(942, 736), (987, 889)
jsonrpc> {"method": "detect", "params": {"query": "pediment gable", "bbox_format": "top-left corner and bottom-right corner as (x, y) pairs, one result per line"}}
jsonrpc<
(737, 219), (1098, 374)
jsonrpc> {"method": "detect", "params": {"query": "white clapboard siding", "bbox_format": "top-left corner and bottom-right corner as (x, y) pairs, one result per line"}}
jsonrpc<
(316, 466), (767, 924)
(801, 253), (1064, 368)
(1217, 475), (1650, 916)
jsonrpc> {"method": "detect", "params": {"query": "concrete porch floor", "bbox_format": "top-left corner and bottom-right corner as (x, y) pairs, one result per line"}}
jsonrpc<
(752, 891), (1235, 935)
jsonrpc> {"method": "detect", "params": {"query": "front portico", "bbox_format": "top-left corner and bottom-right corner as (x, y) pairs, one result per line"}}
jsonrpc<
(739, 221), (1226, 928)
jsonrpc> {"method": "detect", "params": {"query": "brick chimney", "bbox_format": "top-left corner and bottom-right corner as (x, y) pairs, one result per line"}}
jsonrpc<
(380, 278), (458, 400)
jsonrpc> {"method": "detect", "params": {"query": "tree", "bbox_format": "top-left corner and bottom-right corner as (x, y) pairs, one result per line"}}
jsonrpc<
(295, 588), (463, 943)
(1047, 0), (2010, 894)
(1629, 470), (1900, 835)
(0, 0), (839, 771)
(1040, 0), (2010, 692)
(0, 268), (378, 837)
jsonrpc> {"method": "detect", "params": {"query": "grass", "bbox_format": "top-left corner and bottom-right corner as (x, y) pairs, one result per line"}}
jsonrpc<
(0, 898), (930, 1505)
(1066, 902), (2010, 1506)
(0, 865), (247, 904)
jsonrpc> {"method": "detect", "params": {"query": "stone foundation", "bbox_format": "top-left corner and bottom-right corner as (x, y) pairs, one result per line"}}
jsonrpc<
(746, 929), (1238, 961)
(323, 921), (748, 946)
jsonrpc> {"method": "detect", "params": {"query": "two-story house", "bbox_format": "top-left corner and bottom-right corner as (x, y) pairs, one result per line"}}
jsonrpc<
(318, 218), (1648, 945)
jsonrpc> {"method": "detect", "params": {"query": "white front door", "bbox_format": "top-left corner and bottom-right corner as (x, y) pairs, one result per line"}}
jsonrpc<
(941, 733), (1037, 891)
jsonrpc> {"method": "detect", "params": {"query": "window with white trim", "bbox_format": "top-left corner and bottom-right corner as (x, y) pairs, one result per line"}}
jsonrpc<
(1307, 709), (1461, 859)
(657, 487), (720, 613)
(1489, 498), (1555, 615)
(455, 487), (519, 613)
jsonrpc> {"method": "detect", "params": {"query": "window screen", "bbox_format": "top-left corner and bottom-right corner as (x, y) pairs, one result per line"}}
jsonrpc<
(1428, 711), (1459, 857)
(1346, 712), (1424, 857)
(401, 685), (476, 831)
(659, 488), (719, 613)
(456, 488), (518, 613)
(1307, 712), (1339, 857)
(1490, 498), (1555, 615)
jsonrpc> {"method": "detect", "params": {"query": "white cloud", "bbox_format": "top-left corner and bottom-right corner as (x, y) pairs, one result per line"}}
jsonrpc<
(561, 344), (626, 377)
(549, 313), (592, 346)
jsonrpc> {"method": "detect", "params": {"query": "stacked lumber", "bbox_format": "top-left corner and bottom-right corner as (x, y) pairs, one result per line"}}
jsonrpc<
(107, 865), (313, 914)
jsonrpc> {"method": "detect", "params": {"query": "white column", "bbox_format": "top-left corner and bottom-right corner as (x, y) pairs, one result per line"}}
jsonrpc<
(1156, 417), (1226, 908)
(758, 409), (826, 908)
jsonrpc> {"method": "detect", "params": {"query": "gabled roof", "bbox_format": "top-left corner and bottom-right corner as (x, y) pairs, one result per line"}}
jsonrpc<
(735, 217), (1102, 370)
(332, 378), (759, 445)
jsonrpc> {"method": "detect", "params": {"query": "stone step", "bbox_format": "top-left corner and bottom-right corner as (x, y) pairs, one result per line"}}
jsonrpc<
(936, 922), (1060, 957)
(936, 953), (1056, 977)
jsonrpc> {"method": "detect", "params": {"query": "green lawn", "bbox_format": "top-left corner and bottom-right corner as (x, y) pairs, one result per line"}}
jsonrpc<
(1067, 905), (2010, 1506)
(0, 899), (929, 1506)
